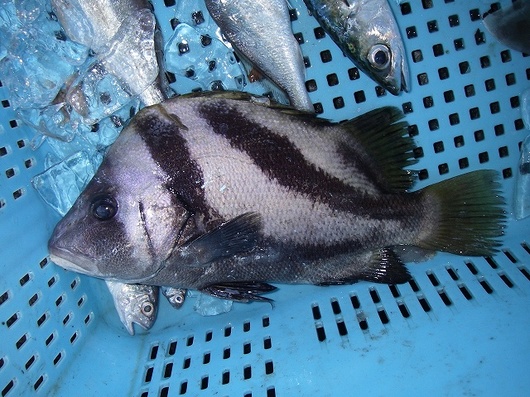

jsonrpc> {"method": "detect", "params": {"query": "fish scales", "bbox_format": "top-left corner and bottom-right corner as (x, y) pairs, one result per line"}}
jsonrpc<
(48, 93), (505, 297)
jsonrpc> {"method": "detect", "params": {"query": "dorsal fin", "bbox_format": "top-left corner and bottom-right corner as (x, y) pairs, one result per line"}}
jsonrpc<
(340, 106), (418, 192)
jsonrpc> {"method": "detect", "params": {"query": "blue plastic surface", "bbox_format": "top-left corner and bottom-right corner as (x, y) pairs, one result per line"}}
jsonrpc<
(1, 0), (530, 396)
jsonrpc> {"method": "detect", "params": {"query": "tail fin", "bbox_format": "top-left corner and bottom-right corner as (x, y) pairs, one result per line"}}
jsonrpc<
(418, 170), (506, 256)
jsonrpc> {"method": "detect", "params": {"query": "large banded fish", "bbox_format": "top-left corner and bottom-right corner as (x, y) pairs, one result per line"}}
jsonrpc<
(48, 92), (505, 302)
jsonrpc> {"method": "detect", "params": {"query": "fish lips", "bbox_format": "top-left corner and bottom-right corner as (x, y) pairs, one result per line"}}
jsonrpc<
(48, 232), (102, 278)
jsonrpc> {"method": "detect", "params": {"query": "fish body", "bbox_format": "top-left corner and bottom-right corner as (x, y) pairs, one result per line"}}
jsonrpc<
(105, 280), (159, 335)
(51, 0), (170, 107)
(303, 0), (409, 95)
(205, 0), (313, 112)
(49, 93), (504, 301)
(483, 1), (530, 55)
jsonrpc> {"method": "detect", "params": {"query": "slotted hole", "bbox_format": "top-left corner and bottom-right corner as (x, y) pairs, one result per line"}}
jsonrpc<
(222, 371), (230, 385)
(243, 321), (250, 332)
(263, 337), (272, 349)
(53, 352), (62, 366)
(163, 362), (173, 378)
(336, 319), (348, 336)
(262, 316), (270, 327)
(223, 348), (230, 359)
(33, 375), (44, 391)
(224, 326), (232, 337)
(377, 308), (390, 324)
(465, 261), (478, 276)
(438, 289), (452, 306)
(409, 279), (420, 292)
(265, 360), (274, 375)
(70, 331), (78, 344)
(311, 304), (321, 320)
(243, 343), (251, 355)
(350, 294), (361, 309)
(316, 323), (326, 342)
(45, 333), (54, 347)
(243, 366), (252, 380)
(203, 352), (211, 364)
(397, 301), (410, 318)
(205, 331), (213, 342)
(519, 267), (530, 281)
(25, 355), (36, 370)
(447, 266), (459, 280)
(19, 273), (30, 286)
(369, 288), (381, 303)
(427, 271), (440, 286)
(389, 285), (401, 297)
(458, 284), (473, 300)
(499, 273), (514, 288)
(479, 279), (493, 294)
(358, 318), (368, 331)
(485, 257), (498, 269)
(6, 312), (19, 328)
(330, 299), (341, 314)
(179, 381), (187, 395)
(186, 336), (194, 346)
(267, 387), (276, 397)
(2, 380), (14, 397)
(37, 312), (48, 327)
(418, 296), (431, 312)
(183, 357), (191, 369)
(160, 386), (169, 397)
(16, 333), (28, 349)
(503, 250), (518, 263)
(144, 367), (153, 383)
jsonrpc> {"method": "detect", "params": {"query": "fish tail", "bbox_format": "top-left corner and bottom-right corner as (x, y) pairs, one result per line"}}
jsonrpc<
(418, 170), (506, 256)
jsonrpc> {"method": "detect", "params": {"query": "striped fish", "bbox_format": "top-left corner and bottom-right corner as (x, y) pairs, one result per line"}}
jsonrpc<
(48, 92), (505, 302)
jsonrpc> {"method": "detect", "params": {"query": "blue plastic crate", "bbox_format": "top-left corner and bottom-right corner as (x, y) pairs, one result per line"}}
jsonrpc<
(1, 0), (530, 396)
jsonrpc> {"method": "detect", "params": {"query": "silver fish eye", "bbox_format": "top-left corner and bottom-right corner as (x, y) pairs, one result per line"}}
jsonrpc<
(91, 195), (118, 221)
(141, 301), (154, 316)
(368, 44), (391, 70)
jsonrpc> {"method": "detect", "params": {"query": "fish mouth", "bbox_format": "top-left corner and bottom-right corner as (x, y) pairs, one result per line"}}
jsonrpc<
(48, 244), (100, 277)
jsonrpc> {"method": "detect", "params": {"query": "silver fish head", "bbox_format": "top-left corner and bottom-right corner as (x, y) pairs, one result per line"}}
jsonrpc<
(48, 108), (192, 282)
(349, 0), (410, 94)
(105, 280), (159, 335)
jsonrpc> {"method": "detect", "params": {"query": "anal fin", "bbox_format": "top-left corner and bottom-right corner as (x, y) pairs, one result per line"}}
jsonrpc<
(200, 281), (277, 303)
(359, 248), (411, 284)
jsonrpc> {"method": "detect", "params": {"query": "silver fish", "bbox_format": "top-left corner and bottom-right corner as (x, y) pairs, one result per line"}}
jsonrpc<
(51, 0), (170, 108)
(49, 93), (505, 302)
(483, 1), (530, 55)
(303, 0), (410, 95)
(161, 286), (187, 309)
(205, 0), (313, 112)
(105, 280), (159, 335)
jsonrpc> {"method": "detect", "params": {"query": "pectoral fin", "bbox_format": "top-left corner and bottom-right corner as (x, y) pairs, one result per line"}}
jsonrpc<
(176, 212), (263, 267)
(200, 281), (277, 303)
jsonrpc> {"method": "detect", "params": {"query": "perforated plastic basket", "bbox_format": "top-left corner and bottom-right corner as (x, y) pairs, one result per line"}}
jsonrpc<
(1, 0), (530, 396)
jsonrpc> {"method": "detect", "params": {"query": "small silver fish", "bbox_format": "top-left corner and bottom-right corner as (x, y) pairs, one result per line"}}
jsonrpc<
(49, 92), (505, 303)
(161, 286), (187, 309)
(483, 1), (530, 55)
(51, 0), (170, 108)
(205, 0), (313, 112)
(105, 280), (159, 335)
(303, 0), (410, 95)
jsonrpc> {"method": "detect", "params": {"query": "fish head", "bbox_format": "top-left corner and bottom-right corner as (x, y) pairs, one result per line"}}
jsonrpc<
(106, 281), (159, 335)
(48, 117), (192, 282)
(345, 2), (410, 95)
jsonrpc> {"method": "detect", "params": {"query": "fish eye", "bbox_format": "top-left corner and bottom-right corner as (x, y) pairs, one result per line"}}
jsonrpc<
(368, 44), (391, 70)
(141, 301), (154, 316)
(91, 195), (118, 220)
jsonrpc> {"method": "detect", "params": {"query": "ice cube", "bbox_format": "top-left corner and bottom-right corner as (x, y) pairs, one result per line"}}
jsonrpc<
(514, 134), (530, 220)
(32, 150), (101, 216)
(193, 292), (233, 316)
(164, 23), (246, 93)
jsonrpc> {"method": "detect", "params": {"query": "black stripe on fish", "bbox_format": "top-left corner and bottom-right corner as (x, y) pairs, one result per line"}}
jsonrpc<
(134, 109), (214, 222)
(198, 101), (380, 215)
